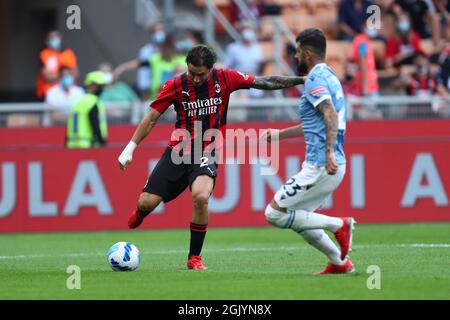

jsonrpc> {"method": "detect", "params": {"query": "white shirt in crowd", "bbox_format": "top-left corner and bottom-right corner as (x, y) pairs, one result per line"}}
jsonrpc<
(224, 40), (263, 99)
(45, 84), (85, 115)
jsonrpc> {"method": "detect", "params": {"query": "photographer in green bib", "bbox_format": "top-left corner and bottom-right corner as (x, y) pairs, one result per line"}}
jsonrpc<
(66, 71), (108, 148)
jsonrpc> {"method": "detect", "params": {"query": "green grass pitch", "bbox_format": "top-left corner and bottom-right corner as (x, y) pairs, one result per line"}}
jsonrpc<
(0, 223), (449, 300)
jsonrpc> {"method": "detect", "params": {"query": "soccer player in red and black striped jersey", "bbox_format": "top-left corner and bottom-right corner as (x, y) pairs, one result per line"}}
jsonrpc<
(118, 45), (305, 270)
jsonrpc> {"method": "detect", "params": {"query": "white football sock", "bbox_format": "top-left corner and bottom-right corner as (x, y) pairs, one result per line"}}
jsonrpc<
(299, 229), (344, 265)
(290, 209), (343, 233)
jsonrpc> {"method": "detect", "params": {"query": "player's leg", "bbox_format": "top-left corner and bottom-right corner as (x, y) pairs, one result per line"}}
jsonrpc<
(128, 147), (188, 229)
(265, 165), (346, 232)
(265, 190), (346, 268)
(285, 165), (355, 261)
(128, 192), (163, 229)
(187, 174), (214, 270)
(185, 154), (217, 270)
(265, 165), (355, 271)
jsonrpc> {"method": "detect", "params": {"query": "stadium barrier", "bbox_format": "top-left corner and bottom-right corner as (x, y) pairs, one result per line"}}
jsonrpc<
(0, 120), (449, 233)
(0, 95), (448, 128)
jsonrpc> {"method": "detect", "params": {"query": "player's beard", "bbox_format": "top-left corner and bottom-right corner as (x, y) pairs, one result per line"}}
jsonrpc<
(297, 61), (308, 76)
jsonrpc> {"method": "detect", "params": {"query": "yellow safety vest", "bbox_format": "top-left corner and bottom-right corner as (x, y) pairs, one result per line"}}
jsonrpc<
(66, 93), (107, 148)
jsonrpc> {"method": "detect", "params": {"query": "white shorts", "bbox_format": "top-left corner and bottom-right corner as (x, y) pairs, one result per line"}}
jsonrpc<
(274, 162), (346, 212)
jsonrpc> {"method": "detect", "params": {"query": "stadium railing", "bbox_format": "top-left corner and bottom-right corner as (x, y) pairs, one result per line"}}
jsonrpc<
(0, 95), (447, 127)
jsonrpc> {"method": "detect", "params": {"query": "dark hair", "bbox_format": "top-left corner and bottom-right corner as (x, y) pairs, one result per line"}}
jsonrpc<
(186, 45), (217, 68)
(296, 28), (326, 59)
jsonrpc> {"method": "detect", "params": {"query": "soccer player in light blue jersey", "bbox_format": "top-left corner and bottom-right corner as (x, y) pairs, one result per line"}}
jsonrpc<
(261, 29), (356, 275)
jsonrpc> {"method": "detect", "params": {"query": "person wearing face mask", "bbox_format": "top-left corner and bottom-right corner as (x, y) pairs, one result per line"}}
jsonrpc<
(347, 22), (380, 97)
(66, 71), (108, 148)
(114, 23), (166, 101)
(223, 25), (263, 100)
(143, 35), (186, 100)
(44, 67), (85, 126)
(36, 30), (79, 99)
(394, 0), (441, 46)
(385, 14), (424, 69)
(97, 63), (138, 104)
(175, 30), (201, 55)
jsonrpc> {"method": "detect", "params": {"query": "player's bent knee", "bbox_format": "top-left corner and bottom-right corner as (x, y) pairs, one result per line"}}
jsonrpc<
(264, 204), (292, 229)
(137, 193), (161, 213)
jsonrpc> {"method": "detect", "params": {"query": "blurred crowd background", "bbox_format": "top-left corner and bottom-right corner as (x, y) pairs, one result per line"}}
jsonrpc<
(1, 0), (449, 128)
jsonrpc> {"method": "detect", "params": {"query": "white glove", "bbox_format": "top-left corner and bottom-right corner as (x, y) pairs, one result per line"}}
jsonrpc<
(118, 141), (137, 170)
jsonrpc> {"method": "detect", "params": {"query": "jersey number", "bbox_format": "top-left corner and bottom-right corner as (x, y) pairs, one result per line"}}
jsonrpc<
(200, 157), (209, 167)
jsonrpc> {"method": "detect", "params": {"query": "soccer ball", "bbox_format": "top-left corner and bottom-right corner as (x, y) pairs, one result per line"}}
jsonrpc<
(107, 242), (140, 271)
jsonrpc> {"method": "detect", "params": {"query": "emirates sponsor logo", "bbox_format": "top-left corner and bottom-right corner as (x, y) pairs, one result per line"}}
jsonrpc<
(182, 97), (223, 110)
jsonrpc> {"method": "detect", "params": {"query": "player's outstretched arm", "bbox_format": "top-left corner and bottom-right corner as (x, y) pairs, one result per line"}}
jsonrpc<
(251, 76), (306, 90)
(260, 125), (304, 143)
(118, 108), (161, 171)
(317, 99), (338, 175)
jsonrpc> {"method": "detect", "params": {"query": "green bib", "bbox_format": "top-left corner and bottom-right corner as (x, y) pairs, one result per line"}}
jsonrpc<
(149, 53), (185, 99)
(66, 93), (107, 148)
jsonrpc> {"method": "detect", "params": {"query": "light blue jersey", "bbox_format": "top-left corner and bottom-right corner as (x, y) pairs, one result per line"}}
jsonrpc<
(300, 63), (346, 166)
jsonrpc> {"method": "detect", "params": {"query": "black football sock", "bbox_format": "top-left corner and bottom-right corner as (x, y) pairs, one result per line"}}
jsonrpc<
(189, 222), (208, 257)
(137, 207), (150, 218)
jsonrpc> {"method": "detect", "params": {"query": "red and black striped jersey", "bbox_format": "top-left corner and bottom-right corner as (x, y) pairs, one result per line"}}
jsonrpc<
(151, 68), (255, 149)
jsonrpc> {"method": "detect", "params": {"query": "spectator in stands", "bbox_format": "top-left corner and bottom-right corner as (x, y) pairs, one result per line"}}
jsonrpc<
(337, 0), (373, 41)
(66, 71), (108, 148)
(44, 66), (84, 126)
(385, 13), (424, 69)
(36, 30), (78, 100)
(98, 63), (139, 103)
(147, 35), (186, 100)
(394, 0), (441, 46)
(434, 0), (450, 40)
(347, 23), (380, 97)
(394, 52), (449, 117)
(116, 35), (185, 101)
(98, 63), (139, 123)
(224, 24), (263, 98)
(114, 22), (166, 101)
(346, 23), (383, 119)
(175, 29), (202, 55)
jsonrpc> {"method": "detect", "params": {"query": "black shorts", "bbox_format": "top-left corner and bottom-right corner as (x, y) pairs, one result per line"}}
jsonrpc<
(143, 147), (218, 203)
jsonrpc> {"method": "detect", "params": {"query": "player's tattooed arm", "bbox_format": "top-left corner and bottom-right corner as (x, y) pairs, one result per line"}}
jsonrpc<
(251, 76), (306, 90)
(317, 98), (339, 174)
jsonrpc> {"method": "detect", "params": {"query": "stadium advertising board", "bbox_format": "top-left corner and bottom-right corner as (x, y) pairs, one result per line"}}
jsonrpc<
(0, 120), (449, 232)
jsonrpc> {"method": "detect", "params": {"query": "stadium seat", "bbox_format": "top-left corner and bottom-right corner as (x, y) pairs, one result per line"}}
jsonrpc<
(282, 9), (337, 39)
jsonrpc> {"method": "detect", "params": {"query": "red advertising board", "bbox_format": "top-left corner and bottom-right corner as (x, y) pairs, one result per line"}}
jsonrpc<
(1, 120), (449, 232)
